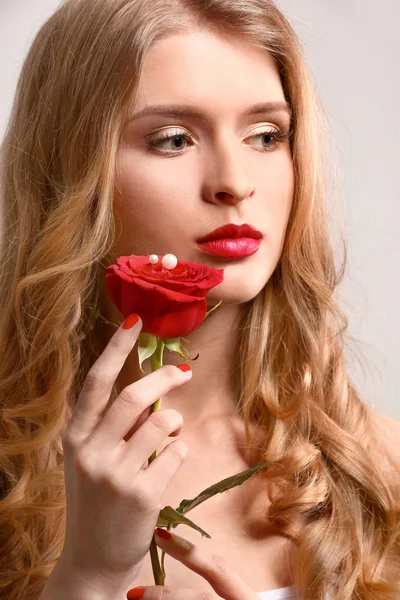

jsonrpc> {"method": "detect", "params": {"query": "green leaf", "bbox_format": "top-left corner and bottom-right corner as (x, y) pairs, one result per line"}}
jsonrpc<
(204, 298), (223, 319)
(137, 333), (158, 373)
(156, 505), (211, 538)
(163, 337), (192, 361)
(154, 462), (282, 542)
(175, 461), (282, 515)
(163, 337), (182, 352)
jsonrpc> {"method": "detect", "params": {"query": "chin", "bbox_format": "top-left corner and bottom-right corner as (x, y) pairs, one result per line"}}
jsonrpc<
(206, 272), (270, 307)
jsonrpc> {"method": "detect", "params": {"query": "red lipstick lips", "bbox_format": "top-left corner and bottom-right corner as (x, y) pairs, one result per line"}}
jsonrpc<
(196, 223), (262, 243)
(196, 223), (263, 258)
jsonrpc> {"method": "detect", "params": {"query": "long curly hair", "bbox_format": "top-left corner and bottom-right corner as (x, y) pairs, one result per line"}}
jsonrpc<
(0, 1), (398, 598)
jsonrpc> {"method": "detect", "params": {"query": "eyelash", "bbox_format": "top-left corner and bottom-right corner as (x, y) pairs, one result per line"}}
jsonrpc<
(144, 126), (293, 155)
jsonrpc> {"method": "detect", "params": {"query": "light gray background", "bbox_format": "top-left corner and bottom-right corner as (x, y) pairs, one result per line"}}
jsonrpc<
(1, 1), (398, 419)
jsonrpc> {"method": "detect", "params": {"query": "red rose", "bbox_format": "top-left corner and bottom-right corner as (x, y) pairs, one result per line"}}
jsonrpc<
(105, 254), (224, 339)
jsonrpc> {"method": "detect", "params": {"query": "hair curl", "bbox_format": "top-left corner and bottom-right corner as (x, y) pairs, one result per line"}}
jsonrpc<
(0, 1), (398, 598)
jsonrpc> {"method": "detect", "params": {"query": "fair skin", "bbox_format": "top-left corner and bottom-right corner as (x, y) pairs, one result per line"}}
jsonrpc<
(41, 28), (400, 600)
(98, 28), (294, 435)
(93, 28), (296, 595)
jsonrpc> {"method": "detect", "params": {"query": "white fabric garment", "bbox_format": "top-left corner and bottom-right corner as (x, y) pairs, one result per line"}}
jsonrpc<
(257, 586), (297, 599)
(257, 586), (332, 599)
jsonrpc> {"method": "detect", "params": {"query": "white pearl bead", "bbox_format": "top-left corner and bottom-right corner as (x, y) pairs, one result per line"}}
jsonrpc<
(149, 254), (159, 264)
(162, 253), (178, 269)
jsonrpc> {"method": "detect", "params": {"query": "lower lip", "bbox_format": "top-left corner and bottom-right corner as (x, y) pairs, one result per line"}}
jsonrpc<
(196, 237), (262, 258)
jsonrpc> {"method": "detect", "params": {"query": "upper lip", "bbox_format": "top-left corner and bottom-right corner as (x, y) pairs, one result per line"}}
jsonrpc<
(196, 223), (263, 243)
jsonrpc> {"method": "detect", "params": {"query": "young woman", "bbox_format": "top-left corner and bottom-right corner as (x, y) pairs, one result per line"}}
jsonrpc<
(0, 1), (398, 599)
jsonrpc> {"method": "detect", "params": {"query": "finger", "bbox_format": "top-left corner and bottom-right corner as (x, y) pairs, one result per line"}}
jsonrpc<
(67, 313), (143, 438)
(123, 407), (183, 442)
(136, 437), (188, 500)
(93, 364), (190, 450)
(152, 528), (260, 600)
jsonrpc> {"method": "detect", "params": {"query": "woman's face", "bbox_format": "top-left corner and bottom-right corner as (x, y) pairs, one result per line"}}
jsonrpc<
(112, 29), (294, 306)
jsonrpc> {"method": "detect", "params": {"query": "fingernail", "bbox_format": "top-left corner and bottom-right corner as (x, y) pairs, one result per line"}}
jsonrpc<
(176, 363), (192, 376)
(155, 527), (173, 540)
(122, 313), (140, 329)
(155, 528), (191, 550)
(127, 589), (146, 599)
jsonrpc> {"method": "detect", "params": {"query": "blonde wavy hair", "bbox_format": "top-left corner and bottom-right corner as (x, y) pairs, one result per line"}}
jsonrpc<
(0, 0), (398, 598)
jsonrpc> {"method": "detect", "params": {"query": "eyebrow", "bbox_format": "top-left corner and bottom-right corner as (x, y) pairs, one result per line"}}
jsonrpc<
(127, 101), (291, 123)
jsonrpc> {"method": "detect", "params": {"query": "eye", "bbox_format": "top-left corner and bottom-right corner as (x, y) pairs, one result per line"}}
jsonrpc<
(144, 129), (194, 154)
(144, 126), (292, 155)
(247, 128), (291, 152)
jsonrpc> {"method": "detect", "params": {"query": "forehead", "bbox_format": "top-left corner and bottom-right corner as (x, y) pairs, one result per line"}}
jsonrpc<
(133, 29), (285, 113)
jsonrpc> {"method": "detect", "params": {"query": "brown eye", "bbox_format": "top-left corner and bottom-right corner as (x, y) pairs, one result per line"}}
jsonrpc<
(144, 129), (193, 154)
(247, 128), (291, 152)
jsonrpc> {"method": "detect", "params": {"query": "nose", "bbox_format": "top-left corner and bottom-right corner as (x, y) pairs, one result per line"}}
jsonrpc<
(201, 136), (255, 206)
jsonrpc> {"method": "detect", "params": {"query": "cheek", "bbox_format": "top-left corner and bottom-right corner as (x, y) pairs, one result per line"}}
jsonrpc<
(266, 157), (295, 232)
(113, 150), (196, 256)
(114, 149), (191, 221)
(114, 154), (169, 235)
(115, 150), (159, 214)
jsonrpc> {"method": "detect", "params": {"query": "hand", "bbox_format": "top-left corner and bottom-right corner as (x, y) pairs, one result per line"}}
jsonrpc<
(127, 528), (260, 599)
(57, 314), (193, 597)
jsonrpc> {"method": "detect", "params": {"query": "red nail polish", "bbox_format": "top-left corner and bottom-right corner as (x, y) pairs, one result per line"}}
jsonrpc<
(176, 363), (191, 373)
(122, 313), (140, 329)
(155, 527), (174, 539)
(127, 588), (146, 599)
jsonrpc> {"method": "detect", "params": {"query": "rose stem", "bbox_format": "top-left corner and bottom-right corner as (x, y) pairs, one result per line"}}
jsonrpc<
(147, 337), (166, 585)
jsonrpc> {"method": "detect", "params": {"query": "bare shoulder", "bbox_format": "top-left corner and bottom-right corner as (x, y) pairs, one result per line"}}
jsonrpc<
(365, 406), (400, 504)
